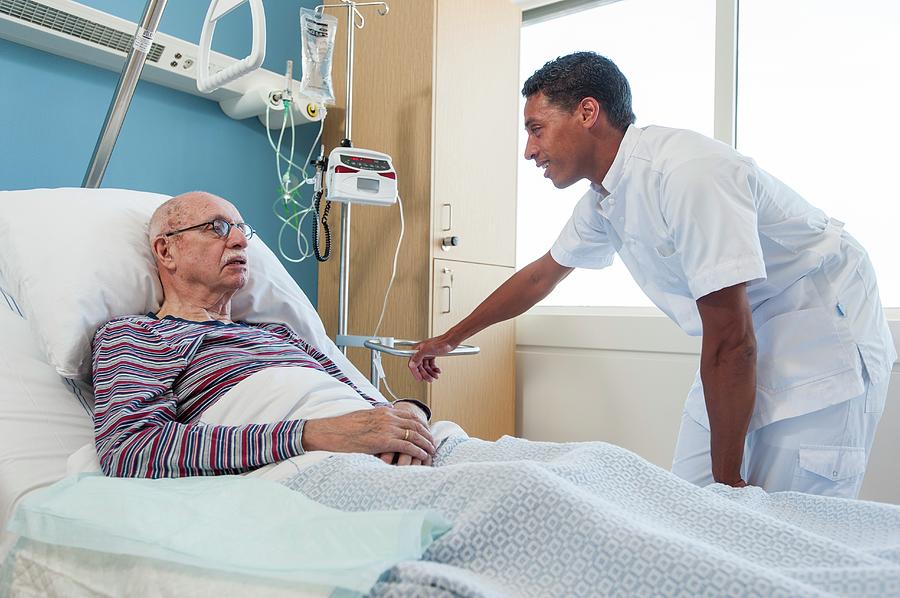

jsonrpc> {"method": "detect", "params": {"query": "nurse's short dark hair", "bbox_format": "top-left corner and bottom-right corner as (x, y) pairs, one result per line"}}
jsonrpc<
(522, 51), (636, 132)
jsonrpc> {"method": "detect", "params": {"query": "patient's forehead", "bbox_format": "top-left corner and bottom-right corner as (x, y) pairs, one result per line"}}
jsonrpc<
(186, 194), (241, 221)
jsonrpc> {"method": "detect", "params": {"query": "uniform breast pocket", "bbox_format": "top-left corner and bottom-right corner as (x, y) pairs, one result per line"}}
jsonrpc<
(651, 241), (685, 293)
(654, 240), (676, 258)
(755, 307), (853, 393)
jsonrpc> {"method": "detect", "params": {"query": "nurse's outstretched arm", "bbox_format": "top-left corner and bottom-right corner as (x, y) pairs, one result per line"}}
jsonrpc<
(408, 252), (573, 382)
(696, 282), (757, 487)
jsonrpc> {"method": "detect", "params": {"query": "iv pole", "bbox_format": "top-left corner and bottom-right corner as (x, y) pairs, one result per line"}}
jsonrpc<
(315, 1), (389, 355)
(316, 1), (477, 387)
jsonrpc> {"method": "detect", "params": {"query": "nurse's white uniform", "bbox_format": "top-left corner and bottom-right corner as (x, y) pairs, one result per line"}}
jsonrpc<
(550, 124), (896, 498)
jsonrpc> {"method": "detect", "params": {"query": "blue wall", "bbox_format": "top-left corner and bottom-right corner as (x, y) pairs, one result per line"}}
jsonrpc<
(0, 0), (321, 302)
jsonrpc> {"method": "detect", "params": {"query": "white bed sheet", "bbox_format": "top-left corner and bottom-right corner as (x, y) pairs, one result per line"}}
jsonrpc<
(0, 291), (93, 558)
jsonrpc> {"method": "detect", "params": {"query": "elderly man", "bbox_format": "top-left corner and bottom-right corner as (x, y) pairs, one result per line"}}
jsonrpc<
(92, 191), (434, 478)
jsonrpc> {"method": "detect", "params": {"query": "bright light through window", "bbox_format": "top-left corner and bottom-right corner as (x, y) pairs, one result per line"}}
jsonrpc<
(736, 0), (900, 307)
(517, 0), (716, 307)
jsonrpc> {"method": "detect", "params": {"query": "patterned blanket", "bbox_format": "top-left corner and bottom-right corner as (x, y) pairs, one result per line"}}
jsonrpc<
(284, 436), (900, 598)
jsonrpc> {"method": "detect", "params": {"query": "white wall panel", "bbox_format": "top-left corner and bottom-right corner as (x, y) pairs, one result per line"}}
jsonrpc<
(516, 347), (696, 469)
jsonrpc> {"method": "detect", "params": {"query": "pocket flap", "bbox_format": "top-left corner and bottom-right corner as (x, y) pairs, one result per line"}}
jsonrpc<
(755, 307), (857, 393)
(798, 445), (866, 481)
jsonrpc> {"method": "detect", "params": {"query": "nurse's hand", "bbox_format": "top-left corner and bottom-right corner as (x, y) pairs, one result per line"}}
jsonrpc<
(408, 334), (458, 382)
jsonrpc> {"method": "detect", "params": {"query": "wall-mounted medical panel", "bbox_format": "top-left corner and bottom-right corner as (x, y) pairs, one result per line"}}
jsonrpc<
(0, 0), (324, 128)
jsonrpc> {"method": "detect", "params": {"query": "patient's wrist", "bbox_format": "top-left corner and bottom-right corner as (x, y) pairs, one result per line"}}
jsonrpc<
(297, 418), (320, 452)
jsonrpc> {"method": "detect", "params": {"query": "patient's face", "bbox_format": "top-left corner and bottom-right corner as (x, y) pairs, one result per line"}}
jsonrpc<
(170, 195), (250, 295)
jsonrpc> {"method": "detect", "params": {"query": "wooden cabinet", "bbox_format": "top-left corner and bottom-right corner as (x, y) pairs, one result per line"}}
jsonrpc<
(431, 0), (520, 267)
(431, 259), (516, 438)
(317, 0), (520, 440)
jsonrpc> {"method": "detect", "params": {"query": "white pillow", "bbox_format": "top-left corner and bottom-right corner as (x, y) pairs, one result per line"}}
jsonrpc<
(1, 262), (24, 319)
(0, 188), (384, 401)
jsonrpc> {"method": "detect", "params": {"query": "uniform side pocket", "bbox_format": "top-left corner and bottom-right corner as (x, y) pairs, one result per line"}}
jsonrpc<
(794, 444), (867, 499)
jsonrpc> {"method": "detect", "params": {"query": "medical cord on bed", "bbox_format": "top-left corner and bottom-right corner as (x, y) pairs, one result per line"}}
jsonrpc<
(371, 194), (405, 402)
(373, 193), (404, 338)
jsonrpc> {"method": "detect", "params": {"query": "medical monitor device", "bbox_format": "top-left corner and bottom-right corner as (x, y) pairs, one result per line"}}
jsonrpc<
(325, 147), (398, 206)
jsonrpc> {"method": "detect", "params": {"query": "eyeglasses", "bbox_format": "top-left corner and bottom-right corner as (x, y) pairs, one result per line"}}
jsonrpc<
(164, 218), (255, 241)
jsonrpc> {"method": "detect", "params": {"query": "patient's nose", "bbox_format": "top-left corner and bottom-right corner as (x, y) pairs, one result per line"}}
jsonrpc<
(227, 226), (248, 248)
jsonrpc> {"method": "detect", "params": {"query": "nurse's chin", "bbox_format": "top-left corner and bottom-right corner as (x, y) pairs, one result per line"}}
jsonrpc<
(549, 174), (581, 189)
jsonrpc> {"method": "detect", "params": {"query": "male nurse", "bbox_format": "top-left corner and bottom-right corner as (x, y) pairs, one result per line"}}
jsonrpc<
(409, 51), (895, 498)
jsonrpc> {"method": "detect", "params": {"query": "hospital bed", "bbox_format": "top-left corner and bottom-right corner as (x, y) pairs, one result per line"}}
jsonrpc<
(0, 187), (450, 596)
(1, 188), (899, 598)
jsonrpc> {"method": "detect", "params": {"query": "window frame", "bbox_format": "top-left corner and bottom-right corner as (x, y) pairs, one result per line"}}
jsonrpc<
(517, 0), (899, 361)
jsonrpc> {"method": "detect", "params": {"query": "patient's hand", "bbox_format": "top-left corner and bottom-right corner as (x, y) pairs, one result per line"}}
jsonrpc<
(301, 407), (435, 463)
(378, 401), (432, 467)
(408, 334), (458, 382)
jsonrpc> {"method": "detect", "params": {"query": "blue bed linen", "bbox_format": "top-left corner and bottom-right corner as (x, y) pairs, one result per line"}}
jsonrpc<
(285, 436), (900, 597)
(7, 473), (449, 595)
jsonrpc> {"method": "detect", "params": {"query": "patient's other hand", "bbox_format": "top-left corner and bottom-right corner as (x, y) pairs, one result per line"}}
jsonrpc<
(301, 407), (435, 462)
(408, 335), (457, 382)
(378, 401), (433, 467)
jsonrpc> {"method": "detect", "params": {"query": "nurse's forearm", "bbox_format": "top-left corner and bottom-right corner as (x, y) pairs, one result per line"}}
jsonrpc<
(700, 341), (757, 485)
(443, 252), (572, 344)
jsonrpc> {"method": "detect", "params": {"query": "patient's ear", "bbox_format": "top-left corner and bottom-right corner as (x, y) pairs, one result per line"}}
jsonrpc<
(151, 236), (176, 272)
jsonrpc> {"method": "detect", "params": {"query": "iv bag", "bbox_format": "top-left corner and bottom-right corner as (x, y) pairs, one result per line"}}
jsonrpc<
(299, 8), (338, 105)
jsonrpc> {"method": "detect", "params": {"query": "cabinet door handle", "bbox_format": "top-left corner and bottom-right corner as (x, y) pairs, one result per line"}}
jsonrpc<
(440, 286), (451, 314)
(439, 267), (453, 314)
(441, 203), (452, 232)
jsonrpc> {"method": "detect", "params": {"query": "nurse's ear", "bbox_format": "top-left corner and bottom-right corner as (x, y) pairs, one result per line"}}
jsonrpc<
(576, 97), (602, 130)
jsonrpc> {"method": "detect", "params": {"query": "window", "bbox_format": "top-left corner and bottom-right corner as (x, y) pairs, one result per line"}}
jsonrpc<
(517, 0), (716, 306)
(737, 0), (900, 307)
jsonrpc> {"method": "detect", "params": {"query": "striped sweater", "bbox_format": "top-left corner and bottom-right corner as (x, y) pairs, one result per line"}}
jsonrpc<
(91, 315), (387, 478)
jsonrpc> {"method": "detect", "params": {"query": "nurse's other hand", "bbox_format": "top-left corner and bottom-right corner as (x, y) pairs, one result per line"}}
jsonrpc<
(408, 335), (458, 382)
(377, 452), (431, 467)
(717, 477), (748, 488)
(377, 402), (433, 466)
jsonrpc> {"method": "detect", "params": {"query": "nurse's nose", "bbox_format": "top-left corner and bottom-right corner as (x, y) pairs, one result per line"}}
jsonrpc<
(524, 139), (538, 161)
